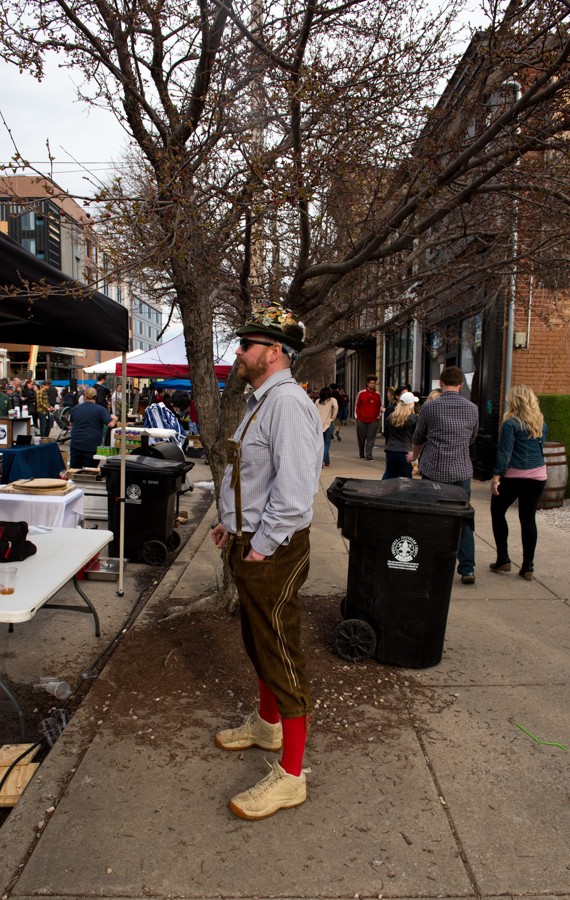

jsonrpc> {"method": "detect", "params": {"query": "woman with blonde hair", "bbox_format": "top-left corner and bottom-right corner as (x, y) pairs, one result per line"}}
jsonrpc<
(383, 391), (419, 478)
(315, 386), (338, 467)
(490, 385), (547, 580)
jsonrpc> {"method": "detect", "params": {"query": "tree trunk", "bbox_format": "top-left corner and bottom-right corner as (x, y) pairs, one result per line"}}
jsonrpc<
(173, 278), (245, 609)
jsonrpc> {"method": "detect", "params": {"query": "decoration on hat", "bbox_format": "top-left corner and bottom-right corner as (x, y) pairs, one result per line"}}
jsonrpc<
(245, 300), (305, 338)
(236, 299), (307, 352)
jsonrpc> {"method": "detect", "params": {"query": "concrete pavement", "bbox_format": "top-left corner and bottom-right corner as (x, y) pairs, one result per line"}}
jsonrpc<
(1, 422), (569, 899)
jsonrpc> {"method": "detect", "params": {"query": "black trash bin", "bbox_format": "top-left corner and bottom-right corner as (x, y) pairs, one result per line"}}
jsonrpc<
(104, 455), (194, 565)
(327, 477), (474, 668)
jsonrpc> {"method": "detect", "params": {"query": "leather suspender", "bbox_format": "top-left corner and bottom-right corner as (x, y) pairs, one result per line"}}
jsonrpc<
(227, 395), (268, 537)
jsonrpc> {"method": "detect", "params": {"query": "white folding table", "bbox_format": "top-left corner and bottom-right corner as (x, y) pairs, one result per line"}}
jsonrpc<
(0, 486), (85, 528)
(0, 526), (112, 630)
(0, 526), (113, 740)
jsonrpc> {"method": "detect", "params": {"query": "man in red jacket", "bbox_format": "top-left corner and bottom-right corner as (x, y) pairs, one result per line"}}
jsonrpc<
(355, 374), (383, 460)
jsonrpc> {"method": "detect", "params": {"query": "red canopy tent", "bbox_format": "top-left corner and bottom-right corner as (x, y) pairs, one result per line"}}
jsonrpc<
(115, 332), (233, 379)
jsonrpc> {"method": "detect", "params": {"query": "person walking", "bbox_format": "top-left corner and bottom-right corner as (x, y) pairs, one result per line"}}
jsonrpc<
(382, 385), (406, 473)
(46, 380), (58, 409)
(36, 381), (54, 437)
(355, 374), (382, 460)
(60, 386), (76, 408)
(490, 385), (547, 581)
(69, 387), (117, 468)
(0, 379), (13, 417)
(329, 383), (345, 440)
(211, 300), (322, 821)
(315, 386), (338, 467)
(94, 374), (110, 409)
(383, 390), (419, 479)
(406, 366), (479, 584)
(337, 385), (349, 428)
(111, 384), (123, 419)
(22, 379), (38, 427)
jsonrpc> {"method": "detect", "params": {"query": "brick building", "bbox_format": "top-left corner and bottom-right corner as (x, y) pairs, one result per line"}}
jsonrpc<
(337, 28), (570, 478)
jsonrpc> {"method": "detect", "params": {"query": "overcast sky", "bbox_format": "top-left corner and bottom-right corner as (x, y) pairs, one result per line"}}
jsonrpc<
(0, 55), (130, 204)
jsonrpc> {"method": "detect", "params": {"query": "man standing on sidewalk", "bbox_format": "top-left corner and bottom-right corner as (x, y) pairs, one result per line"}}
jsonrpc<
(406, 365), (479, 584)
(211, 300), (322, 820)
(355, 374), (382, 460)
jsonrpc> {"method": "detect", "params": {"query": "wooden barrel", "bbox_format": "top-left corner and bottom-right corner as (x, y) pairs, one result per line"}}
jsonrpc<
(538, 442), (569, 509)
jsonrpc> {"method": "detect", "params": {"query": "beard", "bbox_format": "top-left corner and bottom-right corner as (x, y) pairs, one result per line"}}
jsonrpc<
(236, 349), (272, 385)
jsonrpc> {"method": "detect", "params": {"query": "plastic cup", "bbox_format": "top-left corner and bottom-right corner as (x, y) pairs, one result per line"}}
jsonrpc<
(0, 567), (17, 595)
(44, 681), (72, 700)
(39, 717), (59, 746)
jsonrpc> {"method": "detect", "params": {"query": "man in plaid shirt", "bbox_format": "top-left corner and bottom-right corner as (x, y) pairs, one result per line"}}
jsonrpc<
(407, 365), (479, 584)
(36, 380), (54, 438)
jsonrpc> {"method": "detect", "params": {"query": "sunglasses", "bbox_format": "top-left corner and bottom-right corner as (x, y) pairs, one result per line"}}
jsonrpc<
(238, 337), (279, 351)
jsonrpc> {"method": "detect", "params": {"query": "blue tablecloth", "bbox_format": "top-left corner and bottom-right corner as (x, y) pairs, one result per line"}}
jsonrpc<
(0, 443), (65, 483)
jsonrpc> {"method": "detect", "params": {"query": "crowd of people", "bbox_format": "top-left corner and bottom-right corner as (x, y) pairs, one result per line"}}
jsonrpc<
(306, 368), (548, 591)
(0, 371), (200, 468)
(0, 375), (60, 437)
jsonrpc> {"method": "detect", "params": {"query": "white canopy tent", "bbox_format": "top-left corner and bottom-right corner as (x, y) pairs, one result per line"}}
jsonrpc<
(83, 349), (144, 374)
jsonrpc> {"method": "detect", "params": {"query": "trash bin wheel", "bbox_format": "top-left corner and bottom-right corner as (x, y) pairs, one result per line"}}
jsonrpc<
(166, 531), (181, 551)
(334, 618), (377, 662)
(141, 539), (169, 566)
(339, 596), (348, 618)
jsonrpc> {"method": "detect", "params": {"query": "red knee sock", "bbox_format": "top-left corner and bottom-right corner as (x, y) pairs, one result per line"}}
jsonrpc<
(258, 679), (280, 724)
(280, 716), (307, 777)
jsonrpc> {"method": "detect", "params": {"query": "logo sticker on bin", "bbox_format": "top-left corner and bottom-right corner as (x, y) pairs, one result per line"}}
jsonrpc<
(388, 535), (419, 571)
(126, 483), (143, 503)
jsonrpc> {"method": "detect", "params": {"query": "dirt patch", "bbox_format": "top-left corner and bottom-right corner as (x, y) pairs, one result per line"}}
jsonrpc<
(96, 594), (452, 751)
(1, 590), (453, 827)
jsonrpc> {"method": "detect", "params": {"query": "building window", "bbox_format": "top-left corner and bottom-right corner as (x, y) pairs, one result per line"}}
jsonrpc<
(21, 211), (36, 229)
(385, 323), (414, 393)
(459, 314), (482, 403)
(22, 237), (36, 255)
(426, 314), (482, 401)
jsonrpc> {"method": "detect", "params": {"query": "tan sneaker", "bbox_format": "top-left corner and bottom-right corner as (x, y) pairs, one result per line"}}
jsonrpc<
(229, 760), (306, 820)
(215, 710), (282, 752)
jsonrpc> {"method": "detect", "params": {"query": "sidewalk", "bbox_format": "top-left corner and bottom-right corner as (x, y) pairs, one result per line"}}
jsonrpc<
(1, 423), (569, 899)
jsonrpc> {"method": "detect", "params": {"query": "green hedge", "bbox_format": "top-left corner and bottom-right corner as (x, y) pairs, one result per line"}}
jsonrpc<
(538, 394), (570, 497)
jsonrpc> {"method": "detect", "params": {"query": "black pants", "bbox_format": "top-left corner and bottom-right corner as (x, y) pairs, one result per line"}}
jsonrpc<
(490, 477), (546, 567)
(70, 447), (97, 469)
(383, 450), (412, 479)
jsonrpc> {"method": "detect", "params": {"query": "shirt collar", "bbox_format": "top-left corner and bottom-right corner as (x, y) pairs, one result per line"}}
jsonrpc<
(249, 367), (293, 405)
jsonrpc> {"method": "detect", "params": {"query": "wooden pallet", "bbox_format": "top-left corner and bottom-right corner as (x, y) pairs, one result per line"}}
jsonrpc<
(0, 744), (41, 807)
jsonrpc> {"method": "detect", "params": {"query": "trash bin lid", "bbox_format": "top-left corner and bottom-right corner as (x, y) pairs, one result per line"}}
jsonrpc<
(103, 455), (188, 476)
(335, 477), (472, 517)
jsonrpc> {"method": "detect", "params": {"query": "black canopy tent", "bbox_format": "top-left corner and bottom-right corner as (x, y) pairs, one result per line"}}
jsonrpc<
(0, 233), (129, 350)
(0, 231), (130, 594)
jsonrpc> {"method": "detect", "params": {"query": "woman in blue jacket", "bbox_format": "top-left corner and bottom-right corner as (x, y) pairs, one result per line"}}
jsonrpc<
(490, 385), (547, 580)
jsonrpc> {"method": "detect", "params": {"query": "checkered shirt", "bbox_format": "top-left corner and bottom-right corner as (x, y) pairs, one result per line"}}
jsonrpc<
(413, 391), (479, 482)
(219, 369), (323, 556)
